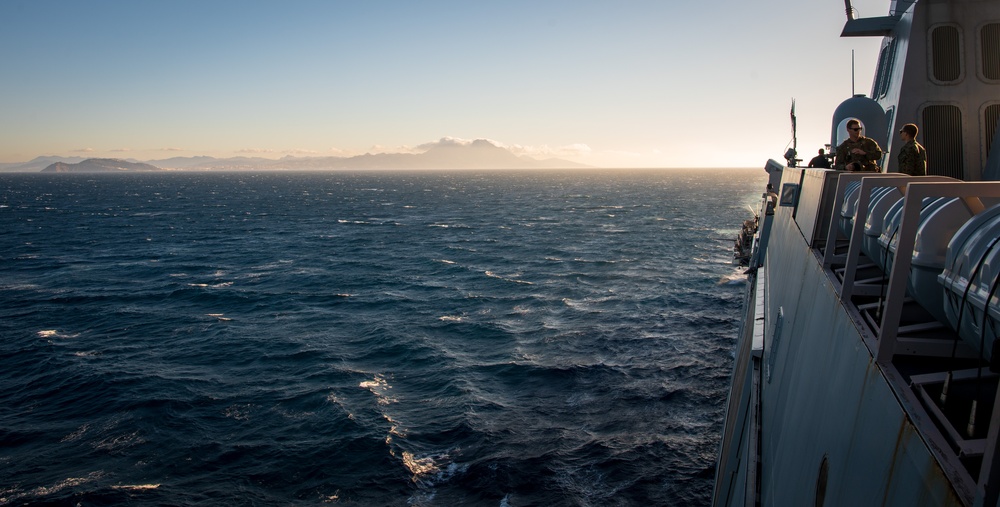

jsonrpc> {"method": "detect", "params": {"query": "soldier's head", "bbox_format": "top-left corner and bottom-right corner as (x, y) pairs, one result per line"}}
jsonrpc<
(846, 119), (862, 140)
(899, 123), (918, 141)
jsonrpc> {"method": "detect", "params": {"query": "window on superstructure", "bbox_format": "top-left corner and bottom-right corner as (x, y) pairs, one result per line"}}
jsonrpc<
(985, 104), (1000, 160)
(931, 25), (962, 82)
(922, 105), (964, 179)
(982, 23), (1000, 80)
(873, 39), (898, 98)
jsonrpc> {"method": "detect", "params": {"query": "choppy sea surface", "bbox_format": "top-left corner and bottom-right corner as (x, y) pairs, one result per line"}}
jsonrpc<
(0, 169), (765, 506)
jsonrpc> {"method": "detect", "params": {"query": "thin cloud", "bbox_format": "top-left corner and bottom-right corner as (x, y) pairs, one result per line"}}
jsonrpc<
(507, 142), (593, 159)
(387, 144), (420, 154)
(561, 143), (593, 156)
(237, 148), (273, 154)
(415, 137), (461, 151)
(74, 147), (95, 153)
(600, 149), (643, 159)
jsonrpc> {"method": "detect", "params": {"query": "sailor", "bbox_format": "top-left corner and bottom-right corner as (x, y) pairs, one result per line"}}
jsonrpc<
(834, 119), (883, 172)
(807, 148), (832, 168)
(897, 123), (927, 176)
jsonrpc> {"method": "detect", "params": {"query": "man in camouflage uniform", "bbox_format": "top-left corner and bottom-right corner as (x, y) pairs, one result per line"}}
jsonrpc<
(835, 119), (883, 172)
(897, 123), (927, 176)
(808, 148), (832, 168)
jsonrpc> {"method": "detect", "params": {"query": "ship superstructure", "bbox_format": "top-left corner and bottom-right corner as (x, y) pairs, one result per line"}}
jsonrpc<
(714, 0), (1000, 505)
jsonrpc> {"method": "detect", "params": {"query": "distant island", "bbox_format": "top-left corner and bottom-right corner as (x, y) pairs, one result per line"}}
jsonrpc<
(6, 139), (588, 172)
(42, 158), (162, 173)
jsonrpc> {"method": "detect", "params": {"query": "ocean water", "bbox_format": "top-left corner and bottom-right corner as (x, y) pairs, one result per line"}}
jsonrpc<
(0, 168), (765, 506)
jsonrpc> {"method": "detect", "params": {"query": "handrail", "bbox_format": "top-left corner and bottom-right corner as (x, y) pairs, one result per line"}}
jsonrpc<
(875, 181), (1000, 361)
(838, 175), (956, 301)
(822, 172), (905, 270)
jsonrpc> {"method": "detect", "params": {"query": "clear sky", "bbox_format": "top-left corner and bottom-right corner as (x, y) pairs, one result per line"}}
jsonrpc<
(0, 0), (887, 168)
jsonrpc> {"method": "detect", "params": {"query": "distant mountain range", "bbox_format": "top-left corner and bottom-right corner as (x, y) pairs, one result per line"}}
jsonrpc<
(2, 139), (587, 172)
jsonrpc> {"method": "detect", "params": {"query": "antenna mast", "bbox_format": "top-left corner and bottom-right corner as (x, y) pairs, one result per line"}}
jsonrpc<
(784, 99), (799, 167)
(852, 50), (856, 95)
(791, 99), (797, 154)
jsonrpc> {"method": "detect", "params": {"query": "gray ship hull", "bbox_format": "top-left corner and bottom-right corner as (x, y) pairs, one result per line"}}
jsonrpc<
(715, 166), (965, 506)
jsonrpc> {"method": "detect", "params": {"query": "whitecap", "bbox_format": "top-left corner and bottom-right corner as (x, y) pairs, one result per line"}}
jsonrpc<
(110, 484), (160, 491)
(485, 270), (534, 285)
(717, 274), (747, 286)
(360, 374), (396, 405)
(61, 424), (90, 442)
(94, 431), (145, 451)
(37, 329), (78, 340)
(27, 471), (104, 498)
(402, 451), (438, 477)
(0, 282), (40, 290)
(566, 295), (616, 312)
(396, 447), (469, 505)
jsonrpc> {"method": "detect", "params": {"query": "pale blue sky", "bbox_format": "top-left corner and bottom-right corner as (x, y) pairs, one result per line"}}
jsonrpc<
(0, 0), (886, 167)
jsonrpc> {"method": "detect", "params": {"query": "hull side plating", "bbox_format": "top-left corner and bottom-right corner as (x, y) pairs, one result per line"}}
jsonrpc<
(757, 169), (962, 505)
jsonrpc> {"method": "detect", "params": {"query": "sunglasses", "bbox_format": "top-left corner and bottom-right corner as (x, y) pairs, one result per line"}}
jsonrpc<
(849, 127), (862, 131)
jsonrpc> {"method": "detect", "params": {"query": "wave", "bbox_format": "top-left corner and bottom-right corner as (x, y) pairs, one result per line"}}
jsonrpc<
(0, 169), (765, 505)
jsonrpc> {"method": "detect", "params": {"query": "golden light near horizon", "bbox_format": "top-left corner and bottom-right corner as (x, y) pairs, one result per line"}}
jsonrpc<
(0, 0), (885, 169)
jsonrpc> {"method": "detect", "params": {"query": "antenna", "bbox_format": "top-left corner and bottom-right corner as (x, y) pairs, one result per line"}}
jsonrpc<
(791, 99), (797, 154)
(844, 0), (856, 20)
(784, 99), (799, 167)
